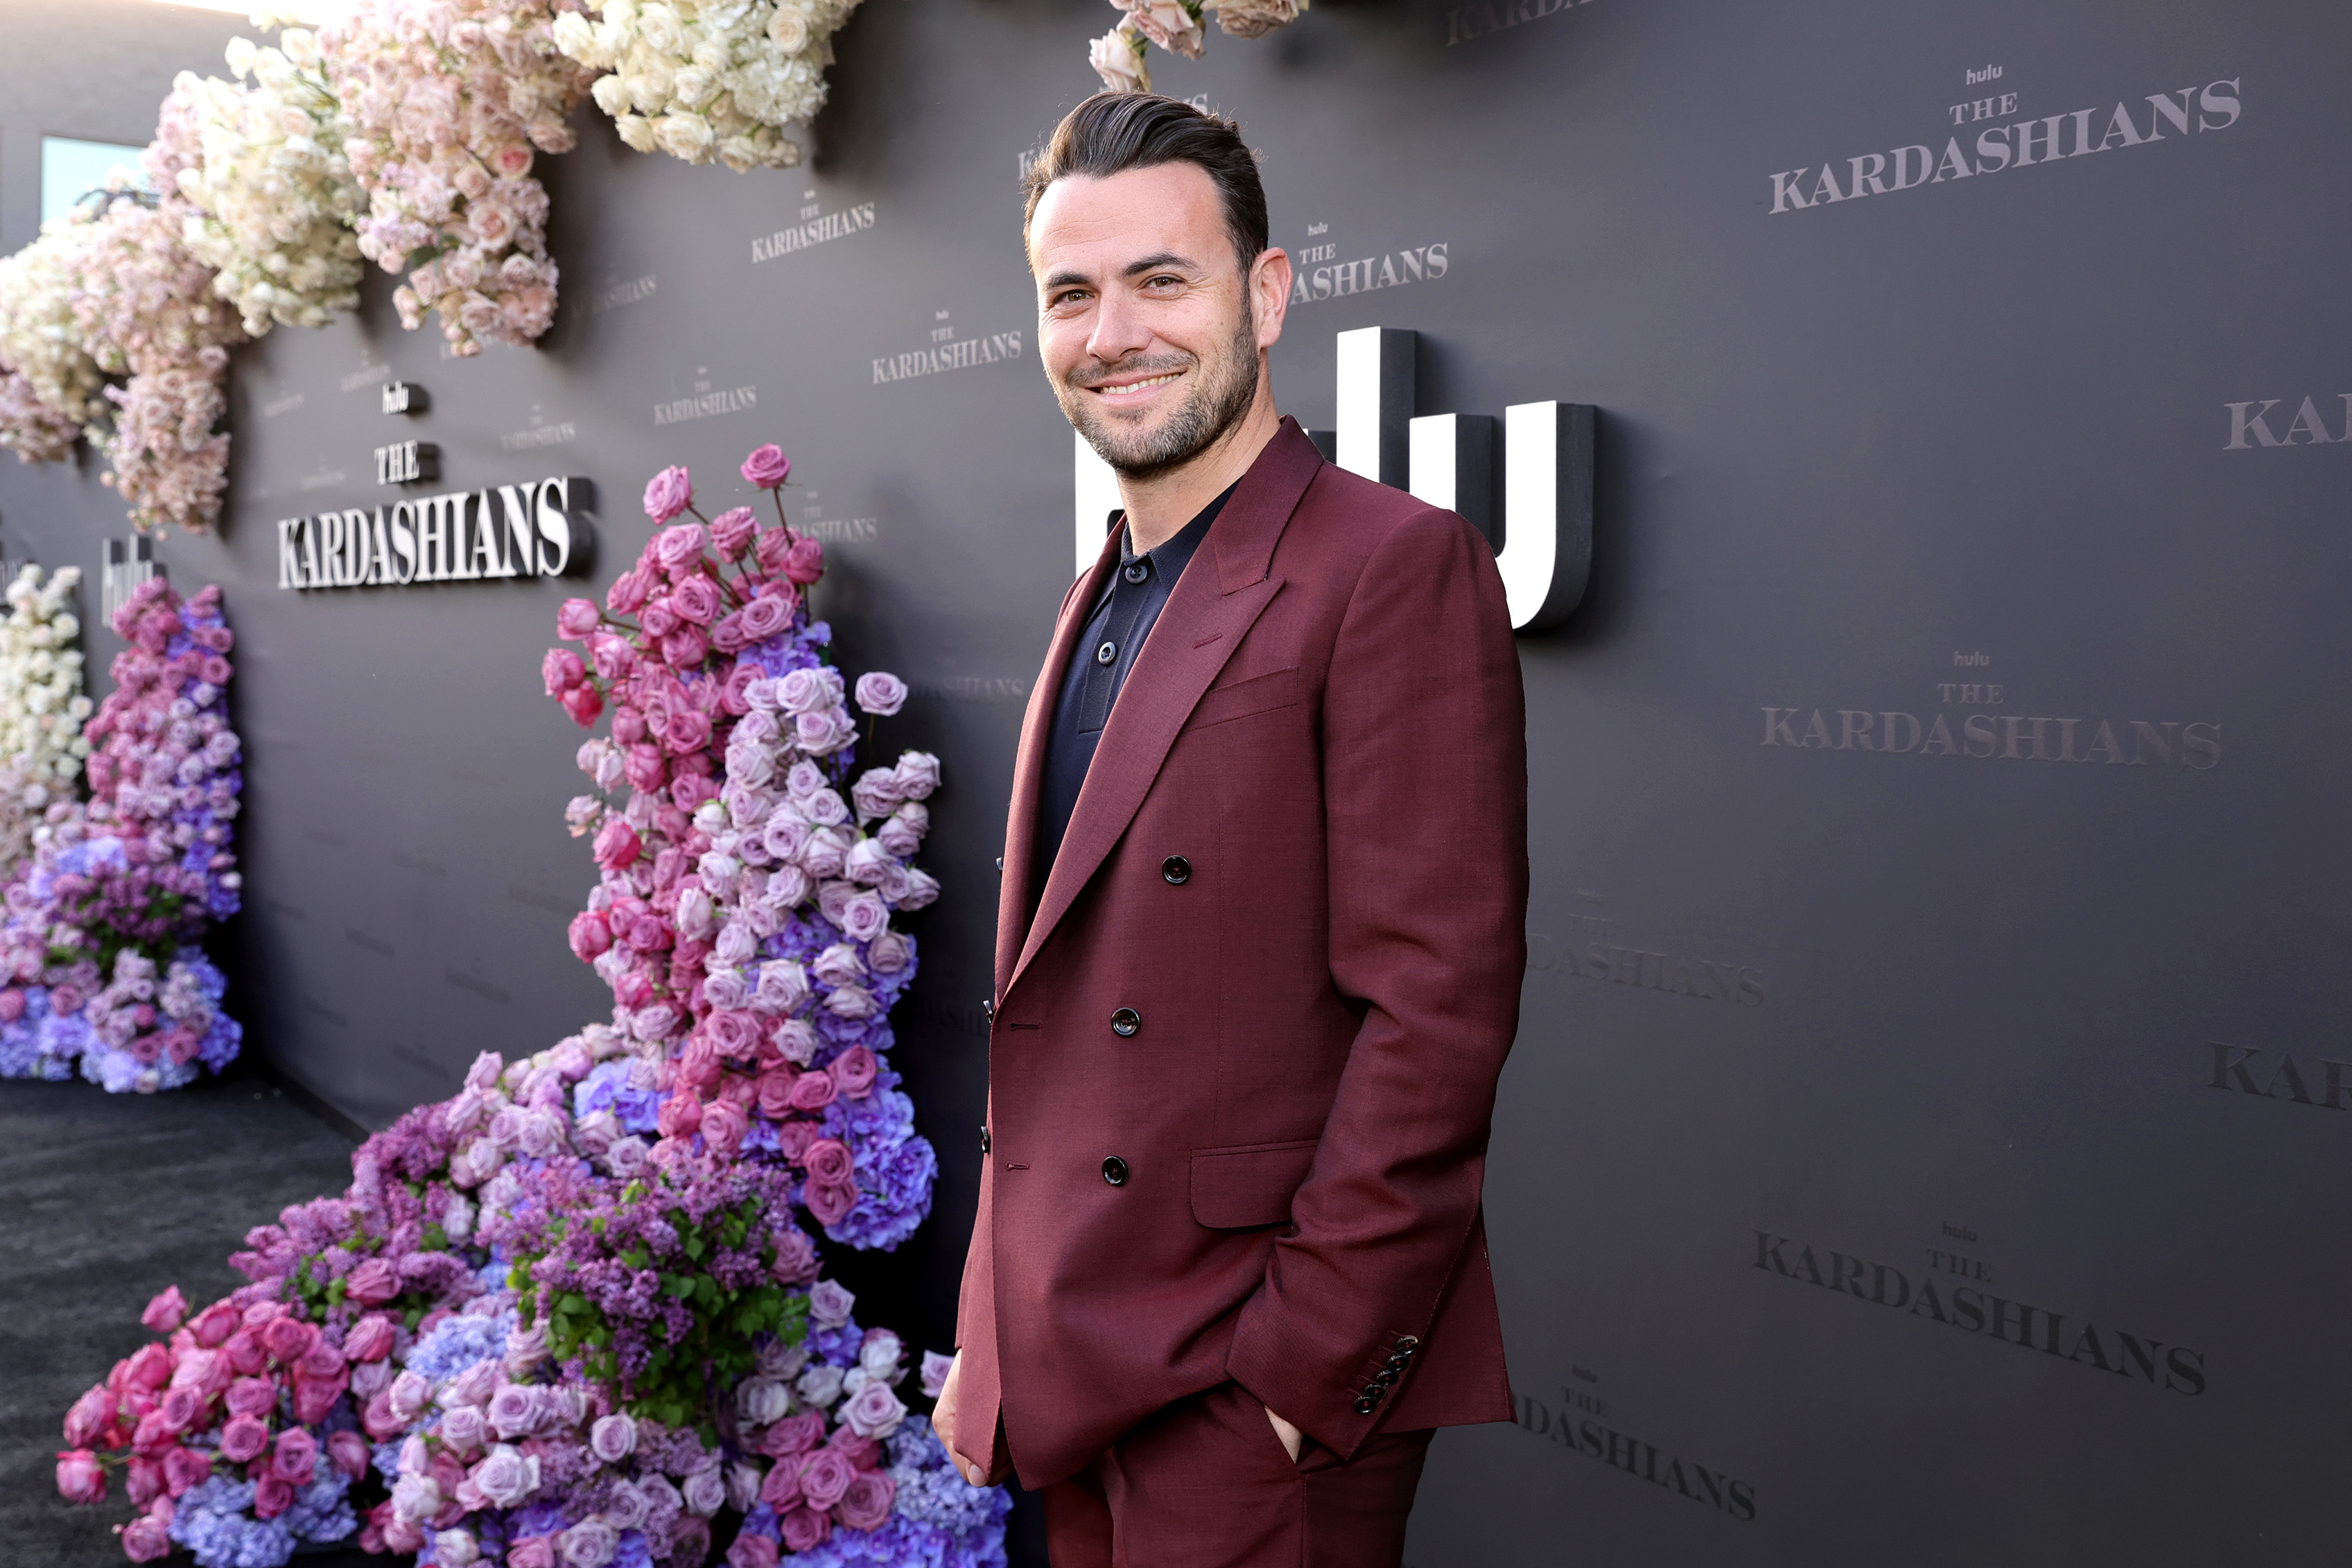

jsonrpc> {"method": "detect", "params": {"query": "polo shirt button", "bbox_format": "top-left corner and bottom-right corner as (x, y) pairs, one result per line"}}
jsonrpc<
(1101, 1156), (1129, 1186)
(1160, 855), (1191, 885)
(1110, 1008), (1140, 1037)
(981, 998), (994, 1022)
(1096, 641), (1117, 665)
(1124, 561), (1150, 584)
(981, 1126), (991, 1154)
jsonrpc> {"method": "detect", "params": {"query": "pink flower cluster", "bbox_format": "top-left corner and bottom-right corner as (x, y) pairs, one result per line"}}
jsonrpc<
(321, 0), (598, 355)
(57, 1284), (376, 1558)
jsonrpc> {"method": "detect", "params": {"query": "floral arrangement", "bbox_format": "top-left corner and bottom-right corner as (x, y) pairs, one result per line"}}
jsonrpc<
(0, 564), (94, 880)
(550, 443), (940, 1251)
(167, 31), (367, 335)
(0, 207), (110, 439)
(1086, 0), (1306, 92)
(54, 442), (1009, 1567)
(321, 0), (597, 356)
(0, 580), (243, 1092)
(552, 0), (866, 171)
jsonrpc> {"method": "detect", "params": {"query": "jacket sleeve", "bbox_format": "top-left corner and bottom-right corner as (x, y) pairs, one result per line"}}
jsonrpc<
(1224, 504), (1528, 1456)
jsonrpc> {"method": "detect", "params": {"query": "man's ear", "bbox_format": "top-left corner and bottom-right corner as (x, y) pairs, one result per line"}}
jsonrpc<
(1251, 247), (1292, 350)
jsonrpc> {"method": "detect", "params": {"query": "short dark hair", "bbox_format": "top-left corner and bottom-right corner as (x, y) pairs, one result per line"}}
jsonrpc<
(1022, 93), (1270, 272)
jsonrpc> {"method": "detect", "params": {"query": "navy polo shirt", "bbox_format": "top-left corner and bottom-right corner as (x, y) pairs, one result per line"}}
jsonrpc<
(1035, 482), (1237, 896)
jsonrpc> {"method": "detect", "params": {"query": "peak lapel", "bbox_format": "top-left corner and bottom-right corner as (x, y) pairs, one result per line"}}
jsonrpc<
(995, 534), (1122, 993)
(1008, 420), (1326, 995)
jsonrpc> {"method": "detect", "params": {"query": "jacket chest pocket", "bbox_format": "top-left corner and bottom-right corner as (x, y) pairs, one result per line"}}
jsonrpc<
(1189, 1138), (1318, 1229)
(1184, 665), (1300, 732)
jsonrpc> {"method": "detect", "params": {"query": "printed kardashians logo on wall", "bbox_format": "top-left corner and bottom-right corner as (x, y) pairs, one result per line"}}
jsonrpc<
(1766, 71), (2242, 214)
(1286, 221), (1450, 308)
(753, 187), (877, 264)
(871, 308), (1025, 385)
(2204, 1041), (2352, 1114)
(1759, 652), (2222, 769)
(1751, 1226), (2208, 1395)
(1512, 1366), (1759, 1522)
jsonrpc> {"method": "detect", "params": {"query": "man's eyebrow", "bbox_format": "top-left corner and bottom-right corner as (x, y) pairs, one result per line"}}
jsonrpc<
(1121, 252), (1195, 278)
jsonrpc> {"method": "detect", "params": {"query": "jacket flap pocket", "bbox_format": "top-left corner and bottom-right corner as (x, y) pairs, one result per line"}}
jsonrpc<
(1186, 665), (1300, 731)
(1190, 1138), (1319, 1229)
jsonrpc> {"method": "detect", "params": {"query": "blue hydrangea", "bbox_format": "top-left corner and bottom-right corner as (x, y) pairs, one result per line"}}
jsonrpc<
(404, 1305), (516, 1386)
(889, 1418), (1015, 1546)
(575, 1058), (661, 1133)
(283, 1471), (357, 1544)
(168, 1476), (297, 1568)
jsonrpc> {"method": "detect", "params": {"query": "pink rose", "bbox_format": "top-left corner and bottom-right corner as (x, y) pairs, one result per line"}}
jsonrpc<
(164, 1445), (211, 1496)
(660, 626), (710, 669)
(835, 1469), (897, 1531)
(639, 598), (681, 639)
(761, 1411), (826, 1459)
(593, 821), (643, 873)
(607, 565), (656, 616)
(64, 1386), (114, 1447)
(345, 1258), (400, 1306)
(218, 1415), (270, 1463)
(701, 1099), (749, 1158)
(643, 467), (695, 525)
(225, 1377), (275, 1419)
(657, 1093), (703, 1140)
(261, 1316), (317, 1366)
(853, 672), (908, 717)
(568, 912), (613, 961)
(653, 521), (706, 577)
(728, 1531), (781, 1568)
(293, 1372), (344, 1425)
(0, 988), (21, 1023)
(787, 1070), (837, 1112)
(509, 1538), (557, 1568)
(670, 575), (722, 626)
(803, 1138), (854, 1184)
(557, 598), (602, 639)
(157, 1385), (205, 1434)
(344, 1316), (397, 1363)
(781, 1506), (832, 1553)
(799, 1445), (856, 1510)
(711, 506), (758, 557)
(783, 537), (826, 585)
(541, 647), (586, 696)
(561, 683), (605, 727)
(590, 632), (636, 681)
(55, 1449), (105, 1504)
(272, 1428), (320, 1485)
(738, 591), (796, 642)
(665, 707), (713, 754)
(741, 444), (792, 488)
(253, 1472), (294, 1519)
(141, 1287), (188, 1334)
(830, 1045), (879, 1098)
(329, 1429), (372, 1479)
(803, 1179), (858, 1228)
(121, 1510), (172, 1561)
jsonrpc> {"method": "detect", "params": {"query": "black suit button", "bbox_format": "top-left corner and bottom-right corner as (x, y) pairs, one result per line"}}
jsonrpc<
(981, 1126), (991, 1154)
(1160, 855), (1191, 885)
(1372, 1368), (1397, 1388)
(1110, 1008), (1141, 1037)
(1394, 1336), (1420, 1352)
(1385, 1354), (1410, 1372)
(1353, 1397), (1377, 1415)
(1101, 1156), (1129, 1186)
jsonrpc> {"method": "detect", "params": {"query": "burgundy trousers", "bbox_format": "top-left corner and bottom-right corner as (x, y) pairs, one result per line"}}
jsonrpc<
(1040, 1383), (1434, 1567)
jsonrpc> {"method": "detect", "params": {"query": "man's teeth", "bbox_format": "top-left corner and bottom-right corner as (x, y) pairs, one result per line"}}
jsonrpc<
(1097, 372), (1181, 397)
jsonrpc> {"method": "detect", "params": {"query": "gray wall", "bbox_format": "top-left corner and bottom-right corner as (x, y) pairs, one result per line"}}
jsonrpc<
(2, 0), (2344, 1562)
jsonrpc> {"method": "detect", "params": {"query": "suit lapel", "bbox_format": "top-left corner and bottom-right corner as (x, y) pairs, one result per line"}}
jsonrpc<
(1007, 419), (1327, 996)
(995, 534), (1122, 993)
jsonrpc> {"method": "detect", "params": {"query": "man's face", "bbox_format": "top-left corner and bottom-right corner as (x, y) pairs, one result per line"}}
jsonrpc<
(1029, 162), (1285, 478)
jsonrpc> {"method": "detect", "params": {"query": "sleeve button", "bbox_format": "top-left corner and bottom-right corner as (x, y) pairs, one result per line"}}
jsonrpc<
(1353, 1397), (1377, 1415)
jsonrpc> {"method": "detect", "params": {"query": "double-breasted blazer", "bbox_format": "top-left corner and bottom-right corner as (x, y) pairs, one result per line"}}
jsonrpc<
(953, 417), (1528, 1488)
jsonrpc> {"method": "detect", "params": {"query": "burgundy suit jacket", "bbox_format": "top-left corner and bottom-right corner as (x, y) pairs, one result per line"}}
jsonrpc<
(954, 417), (1528, 1488)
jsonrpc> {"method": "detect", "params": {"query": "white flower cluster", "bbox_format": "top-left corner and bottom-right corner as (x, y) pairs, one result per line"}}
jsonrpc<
(554, 0), (866, 171)
(0, 566), (93, 878)
(168, 31), (367, 334)
(0, 210), (108, 438)
(1087, 0), (1307, 92)
(322, 0), (598, 356)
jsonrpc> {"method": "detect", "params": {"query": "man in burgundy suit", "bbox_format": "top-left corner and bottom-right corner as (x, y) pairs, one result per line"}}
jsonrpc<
(930, 93), (1528, 1565)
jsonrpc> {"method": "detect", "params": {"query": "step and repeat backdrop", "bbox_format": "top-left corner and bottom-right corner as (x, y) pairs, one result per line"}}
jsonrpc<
(3, 0), (2343, 1561)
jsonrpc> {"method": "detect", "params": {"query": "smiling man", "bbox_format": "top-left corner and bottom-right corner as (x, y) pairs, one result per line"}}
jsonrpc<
(929, 93), (1528, 1565)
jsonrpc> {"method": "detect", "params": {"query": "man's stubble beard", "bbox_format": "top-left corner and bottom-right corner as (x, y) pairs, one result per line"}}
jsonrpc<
(1062, 301), (1261, 480)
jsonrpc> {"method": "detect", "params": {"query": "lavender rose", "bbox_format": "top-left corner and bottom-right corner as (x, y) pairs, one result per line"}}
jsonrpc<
(471, 1443), (541, 1508)
(559, 1518), (620, 1568)
(853, 671), (908, 717)
(589, 1413), (637, 1464)
(681, 1463), (729, 1517)
(808, 1278), (856, 1329)
(842, 1379), (907, 1440)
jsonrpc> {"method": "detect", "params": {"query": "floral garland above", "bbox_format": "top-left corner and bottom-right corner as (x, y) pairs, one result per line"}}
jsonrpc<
(0, 1), (871, 534)
(1088, 0), (1307, 92)
(0, 565), (94, 880)
(0, 580), (243, 1093)
(53, 442), (1009, 1567)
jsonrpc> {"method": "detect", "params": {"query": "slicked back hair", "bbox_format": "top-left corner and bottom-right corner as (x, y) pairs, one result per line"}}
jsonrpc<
(1022, 93), (1270, 275)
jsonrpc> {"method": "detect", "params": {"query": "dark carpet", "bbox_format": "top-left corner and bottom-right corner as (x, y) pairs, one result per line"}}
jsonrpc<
(0, 1071), (373, 1567)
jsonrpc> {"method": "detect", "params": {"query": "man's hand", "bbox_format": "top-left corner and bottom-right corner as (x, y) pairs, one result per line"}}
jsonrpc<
(1265, 1404), (1303, 1462)
(932, 1352), (1009, 1487)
